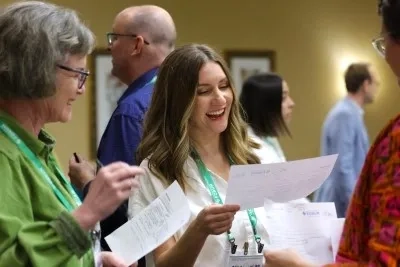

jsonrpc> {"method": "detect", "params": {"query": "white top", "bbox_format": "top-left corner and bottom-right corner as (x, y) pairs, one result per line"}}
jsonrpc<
(129, 141), (308, 266)
(129, 157), (270, 267)
(248, 127), (286, 164)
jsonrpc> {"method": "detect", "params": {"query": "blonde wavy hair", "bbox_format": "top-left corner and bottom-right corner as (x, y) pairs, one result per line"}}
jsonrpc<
(137, 44), (260, 190)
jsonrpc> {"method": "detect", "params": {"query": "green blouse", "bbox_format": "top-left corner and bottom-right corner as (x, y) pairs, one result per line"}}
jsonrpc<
(0, 110), (94, 266)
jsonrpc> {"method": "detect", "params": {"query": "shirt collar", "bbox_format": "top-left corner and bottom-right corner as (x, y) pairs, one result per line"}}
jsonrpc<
(345, 96), (364, 116)
(118, 67), (159, 104)
(0, 109), (56, 157)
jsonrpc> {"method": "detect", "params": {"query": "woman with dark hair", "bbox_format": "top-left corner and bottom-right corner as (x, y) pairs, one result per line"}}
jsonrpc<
(264, 0), (400, 266)
(240, 74), (309, 204)
(240, 73), (294, 164)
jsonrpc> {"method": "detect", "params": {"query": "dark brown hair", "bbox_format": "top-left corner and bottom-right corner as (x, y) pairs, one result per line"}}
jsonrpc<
(344, 63), (372, 93)
(240, 73), (290, 138)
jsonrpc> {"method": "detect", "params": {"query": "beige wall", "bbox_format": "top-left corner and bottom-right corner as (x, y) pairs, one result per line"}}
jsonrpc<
(3, 0), (396, 171)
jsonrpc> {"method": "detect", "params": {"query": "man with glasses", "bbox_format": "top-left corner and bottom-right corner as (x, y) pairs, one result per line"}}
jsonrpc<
(265, 0), (400, 265)
(314, 62), (380, 218)
(69, 5), (176, 266)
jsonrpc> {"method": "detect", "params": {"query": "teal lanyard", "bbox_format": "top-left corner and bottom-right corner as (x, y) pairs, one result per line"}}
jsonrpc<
(191, 150), (264, 254)
(145, 75), (157, 87)
(0, 120), (81, 212)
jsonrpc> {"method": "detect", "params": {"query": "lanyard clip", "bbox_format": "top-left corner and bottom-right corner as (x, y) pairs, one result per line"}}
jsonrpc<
(230, 239), (237, 254)
(243, 242), (249, 255)
(257, 240), (264, 253)
(90, 229), (101, 243)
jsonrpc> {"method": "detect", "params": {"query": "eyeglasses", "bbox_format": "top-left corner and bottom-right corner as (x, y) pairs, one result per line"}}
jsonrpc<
(372, 36), (385, 57)
(106, 32), (150, 46)
(57, 64), (90, 89)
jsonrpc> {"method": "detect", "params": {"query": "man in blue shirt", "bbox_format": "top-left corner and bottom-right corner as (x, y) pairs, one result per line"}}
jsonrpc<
(314, 63), (380, 218)
(69, 5), (176, 264)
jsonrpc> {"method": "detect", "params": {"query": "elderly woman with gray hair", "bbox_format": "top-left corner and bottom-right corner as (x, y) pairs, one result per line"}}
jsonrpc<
(0, 1), (142, 267)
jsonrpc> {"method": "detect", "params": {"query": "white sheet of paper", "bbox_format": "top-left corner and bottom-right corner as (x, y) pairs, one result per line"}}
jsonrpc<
(330, 218), (345, 259)
(227, 255), (263, 267)
(225, 154), (338, 210)
(264, 202), (337, 265)
(105, 181), (190, 265)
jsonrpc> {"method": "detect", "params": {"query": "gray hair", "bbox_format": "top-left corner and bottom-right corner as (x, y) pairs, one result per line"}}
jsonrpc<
(0, 1), (96, 99)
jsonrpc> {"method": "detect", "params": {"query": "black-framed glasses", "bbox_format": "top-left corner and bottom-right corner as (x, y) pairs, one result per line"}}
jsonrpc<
(372, 36), (385, 57)
(106, 32), (150, 46)
(57, 64), (90, 89)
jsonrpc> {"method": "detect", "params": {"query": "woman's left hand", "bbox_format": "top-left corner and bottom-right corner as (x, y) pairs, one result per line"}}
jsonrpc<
(263, 249), (317, 267)
(101, 251), (137, 267)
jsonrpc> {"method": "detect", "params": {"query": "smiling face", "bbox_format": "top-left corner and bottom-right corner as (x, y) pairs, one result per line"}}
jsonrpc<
(189, 61), (233, 139)
(43, 54), (87, 123)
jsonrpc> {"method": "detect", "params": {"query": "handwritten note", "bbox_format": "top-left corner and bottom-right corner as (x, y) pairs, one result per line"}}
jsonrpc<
(264, 202), (337, 265)
(225, 154), (338, 210)
(330, 218), (345, 258)
(105, 181), (190, 265)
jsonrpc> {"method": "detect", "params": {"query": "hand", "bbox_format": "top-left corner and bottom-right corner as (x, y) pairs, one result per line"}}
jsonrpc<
(194, 204), (240, 236)
(73, 162), (144, 230)
(68, 153), (95, 190)
(264, 249), (317, 267)
(101, 251), (130, 267)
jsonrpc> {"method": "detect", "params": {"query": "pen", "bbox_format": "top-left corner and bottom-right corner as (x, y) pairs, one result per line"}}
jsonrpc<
(73, 152), (80, 163)
(96, 158), (104, 174)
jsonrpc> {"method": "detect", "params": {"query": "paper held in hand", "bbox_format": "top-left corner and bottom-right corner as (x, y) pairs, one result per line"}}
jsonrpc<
(225, 154), (338, 210)
(105, 181), (191, 265)
(264, 201), (338, 265)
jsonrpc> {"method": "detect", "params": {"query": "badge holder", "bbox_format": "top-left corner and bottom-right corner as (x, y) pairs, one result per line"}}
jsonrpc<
(227, 241), (264, 267)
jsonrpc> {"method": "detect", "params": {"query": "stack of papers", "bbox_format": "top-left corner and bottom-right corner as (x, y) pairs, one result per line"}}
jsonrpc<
(105, 154), (341, 265)
(264, 201), (338, 264)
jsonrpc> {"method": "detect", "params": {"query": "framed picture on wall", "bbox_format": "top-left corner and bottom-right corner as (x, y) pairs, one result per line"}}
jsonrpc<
(90, 49), (126, 158)
(224, 50), (276, 95)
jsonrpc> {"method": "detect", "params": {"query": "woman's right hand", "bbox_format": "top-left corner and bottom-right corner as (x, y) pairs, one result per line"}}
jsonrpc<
(194, 204), (240, 236)
(73, 162), (144, 230)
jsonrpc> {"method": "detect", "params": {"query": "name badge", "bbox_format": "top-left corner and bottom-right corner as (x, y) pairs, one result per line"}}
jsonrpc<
(227, 255), (263, 267)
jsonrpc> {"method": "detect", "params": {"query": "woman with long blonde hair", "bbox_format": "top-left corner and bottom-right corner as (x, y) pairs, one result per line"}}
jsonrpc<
(129, 44), (270, 266)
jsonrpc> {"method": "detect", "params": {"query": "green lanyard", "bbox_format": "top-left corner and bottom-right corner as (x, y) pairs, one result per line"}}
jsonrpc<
(0, 120), (81, 212)
(191, 150), (264, 254)
(146, 75), (157, 86)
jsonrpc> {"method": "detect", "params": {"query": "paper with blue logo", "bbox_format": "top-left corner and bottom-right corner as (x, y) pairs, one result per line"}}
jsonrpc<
(263, 201), (337, 265)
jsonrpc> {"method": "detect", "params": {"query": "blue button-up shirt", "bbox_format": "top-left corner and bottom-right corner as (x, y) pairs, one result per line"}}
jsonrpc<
(97, 67), (158, 166)
(94, 68), (157, 254)
(314, 97), (369, 217)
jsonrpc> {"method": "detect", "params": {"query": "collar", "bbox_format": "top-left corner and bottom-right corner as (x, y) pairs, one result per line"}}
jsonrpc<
(0, 109), (56, 157)
(118, 67), (159, 104)
(344, 96), (364, 116)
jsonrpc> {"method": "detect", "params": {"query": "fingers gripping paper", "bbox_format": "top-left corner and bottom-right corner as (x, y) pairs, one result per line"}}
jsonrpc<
(105, 181), (190, 265)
